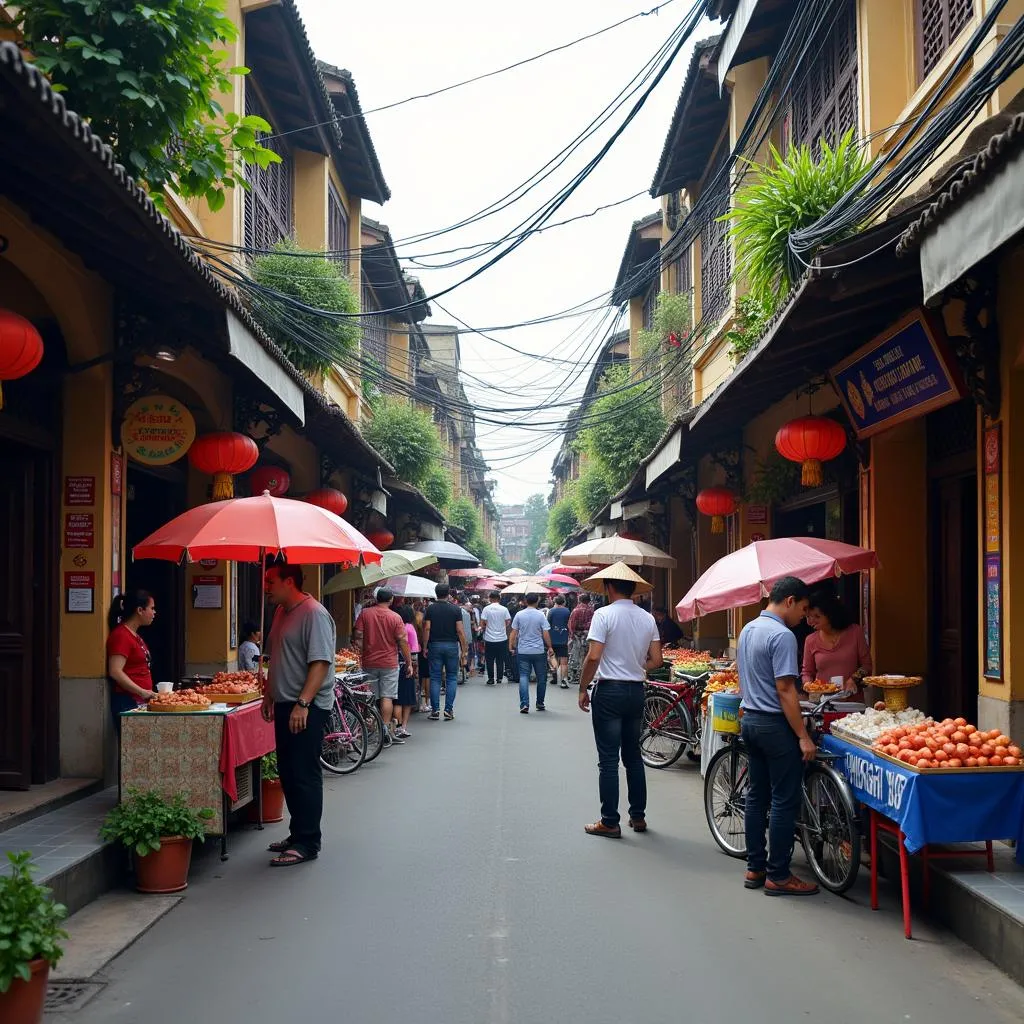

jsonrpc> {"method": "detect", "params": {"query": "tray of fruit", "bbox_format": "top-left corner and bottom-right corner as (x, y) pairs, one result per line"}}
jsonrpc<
(854, 717), (1024, 772)
(803, 679), (842, 696)
(147, 688), (213, 712)
(701, 671), (740, 711)
(197, 671), (261, 702)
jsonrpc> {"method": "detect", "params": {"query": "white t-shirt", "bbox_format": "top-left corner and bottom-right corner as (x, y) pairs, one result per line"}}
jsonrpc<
(587, 599), (659, 682)
(480, 602), (512, 643)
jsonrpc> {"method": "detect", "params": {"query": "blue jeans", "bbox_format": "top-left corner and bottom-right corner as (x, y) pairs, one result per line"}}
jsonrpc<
(741, 711), (804, 882)
(591, 682), (646, 827)
(428, 641), (460, 714)
(517, 651), (548, 708)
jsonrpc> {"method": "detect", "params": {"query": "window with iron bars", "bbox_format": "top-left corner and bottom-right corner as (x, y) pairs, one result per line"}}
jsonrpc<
(917, 0), (974, 80)
(328, 182), (349, 272)
(668, 242), (694, 413)
(784, 0), (859, 156)
(642, 282), (659, 331)
(360, 282), (388, 371)
(243, 82), (293, 253)
(699, 162), (731, 328)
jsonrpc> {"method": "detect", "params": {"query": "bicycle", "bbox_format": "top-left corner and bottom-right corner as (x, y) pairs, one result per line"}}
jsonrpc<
(320, 680), (369, 775)
(702, 693), (861, 894)
(340, 674), (386, 764)
(639, 673), (707, 768)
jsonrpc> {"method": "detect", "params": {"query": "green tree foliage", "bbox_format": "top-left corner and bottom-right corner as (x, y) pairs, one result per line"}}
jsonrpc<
(574, 365), (666, 492)
(724, 294), (773, 362)
(250, 243), (360, 376)
(15, 0), (281, 212)
(448, 496), (482, 543)
(726, 131), (869, 313)
(572, 462), (614, 525)
(363, 398), (444, 487)
(636, 290), (693, 371)
(547, 495), (580, 551)
(523, 492), (549, 571)
(421, 464), (452, 512)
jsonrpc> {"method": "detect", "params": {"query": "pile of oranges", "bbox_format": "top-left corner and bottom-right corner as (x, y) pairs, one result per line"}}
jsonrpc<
(148, 688), (211, 710)
(201, 671), (259, 695)
(872, 717), (1021, 768)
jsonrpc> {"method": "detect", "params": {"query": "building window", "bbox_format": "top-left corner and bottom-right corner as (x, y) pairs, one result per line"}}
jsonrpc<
(674, 242), (692, 298)
(642, 283), (659, 331)
(360, 281), (388, 369)
(699, 159), (731, 328)
(785, 0), (858, 156)
(917, 0), (974, 79)
(243, 81), (293, 252)
(328, 182), (349, 271)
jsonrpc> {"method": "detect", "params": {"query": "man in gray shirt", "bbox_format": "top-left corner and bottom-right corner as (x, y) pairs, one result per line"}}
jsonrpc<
(737, 575), (817, 896)
(510, 593), (553, 714)
(261, 563), (335, 867)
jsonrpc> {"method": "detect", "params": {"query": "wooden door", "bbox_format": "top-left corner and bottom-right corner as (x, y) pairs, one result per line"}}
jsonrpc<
(0, 449), (35, 788)
(930, 474), (978, 722)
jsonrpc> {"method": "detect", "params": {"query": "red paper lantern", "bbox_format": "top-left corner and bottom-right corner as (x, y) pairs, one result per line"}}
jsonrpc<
(249, 465), (291, 497)
(188, 432), (258, 500)
(775, 416), (847, 488)
(0, 310), (44, 410)
(366, 529), (394, 551)
(696, 487), (736, 535)
(303, 487), (348, 518)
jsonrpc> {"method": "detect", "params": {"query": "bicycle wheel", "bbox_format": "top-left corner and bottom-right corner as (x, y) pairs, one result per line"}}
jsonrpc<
(320, 705), (367, 775)
(799, 763), (860, 894)
(358, 701), (387, 764)
(640, 691), (691, 769)
(703, 743), (749, 858)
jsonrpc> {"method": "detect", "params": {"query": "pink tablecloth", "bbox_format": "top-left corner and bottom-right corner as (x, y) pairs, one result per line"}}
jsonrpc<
(218, 701), (275, 800)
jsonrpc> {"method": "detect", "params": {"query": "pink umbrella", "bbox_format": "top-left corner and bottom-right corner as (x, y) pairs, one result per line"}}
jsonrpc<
(676, 537), (879, 621)
(469, 577), (507, 591)
(448, 567), (497, 579)
(537, 573), (582, 587)
(549, 563), (602, 576)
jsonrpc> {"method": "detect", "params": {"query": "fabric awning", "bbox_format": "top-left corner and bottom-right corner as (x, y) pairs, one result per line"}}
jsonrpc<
(645, 424), (685, 489)
(226, 311), (305, 424)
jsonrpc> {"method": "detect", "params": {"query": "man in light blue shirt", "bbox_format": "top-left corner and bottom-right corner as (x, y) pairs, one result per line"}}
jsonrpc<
(737, 575), (818, 897)
(510, 594), (553, 713)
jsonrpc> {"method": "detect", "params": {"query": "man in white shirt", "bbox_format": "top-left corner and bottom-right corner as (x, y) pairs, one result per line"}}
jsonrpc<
(578, 564), (662, 839)
(480, 590), (512, 685)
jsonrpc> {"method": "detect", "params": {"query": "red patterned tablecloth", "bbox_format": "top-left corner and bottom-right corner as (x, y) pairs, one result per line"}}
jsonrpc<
(219, 701), (275, 800)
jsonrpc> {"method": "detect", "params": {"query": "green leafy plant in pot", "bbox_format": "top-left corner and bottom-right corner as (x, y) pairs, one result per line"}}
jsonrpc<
(100, 789), (213, 894)
(0, 851), (68, 1024)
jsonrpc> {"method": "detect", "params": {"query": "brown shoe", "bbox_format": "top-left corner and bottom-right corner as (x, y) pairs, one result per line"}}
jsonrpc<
(628, 818), (647, 832)
(744, 870), (766, 890)
(764, 875), (819, 897)
(584, 821), (622, 839)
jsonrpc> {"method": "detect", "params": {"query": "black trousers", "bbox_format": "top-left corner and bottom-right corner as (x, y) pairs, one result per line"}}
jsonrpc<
(274, 702), (328, 856)
(484, 640), (508, 682)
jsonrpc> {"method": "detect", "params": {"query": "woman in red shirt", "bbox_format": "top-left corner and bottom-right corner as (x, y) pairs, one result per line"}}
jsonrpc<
(106, 589), (157, 730)
(802, 589), (872, 699)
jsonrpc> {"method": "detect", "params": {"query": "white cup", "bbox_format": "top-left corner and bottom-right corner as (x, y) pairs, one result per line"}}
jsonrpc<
(156, 681), (173, 694)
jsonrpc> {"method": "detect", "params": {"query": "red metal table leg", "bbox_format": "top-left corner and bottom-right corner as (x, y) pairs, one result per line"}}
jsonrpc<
(898, 828), (913, 939)
(922, 845), (931, 910)
(870, 809), (879, 911)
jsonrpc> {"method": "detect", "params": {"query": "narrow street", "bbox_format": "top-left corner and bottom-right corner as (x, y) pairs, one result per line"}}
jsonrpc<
(67, 681), (1024, 1024)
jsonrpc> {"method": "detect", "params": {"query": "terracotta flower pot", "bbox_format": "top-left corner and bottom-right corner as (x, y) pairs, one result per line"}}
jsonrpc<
(0, 957), (49, 1024)
(134, 836), (193, 894)
(260, 778), (285, 823)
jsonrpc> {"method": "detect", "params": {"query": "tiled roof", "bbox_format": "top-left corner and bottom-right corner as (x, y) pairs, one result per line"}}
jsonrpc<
(611, 211), (662, 304)
(0, 40), (391, 475)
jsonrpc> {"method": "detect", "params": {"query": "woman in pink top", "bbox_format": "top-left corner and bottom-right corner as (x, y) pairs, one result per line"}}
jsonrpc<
(395, 603), (420, 737)
(802, 590), (872, 698)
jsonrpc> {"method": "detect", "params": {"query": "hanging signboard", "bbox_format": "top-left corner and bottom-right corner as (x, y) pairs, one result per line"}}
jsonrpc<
(830, 311), (964, 439)
(983, 424), (1002, 680)
(122, 395), (196, 466)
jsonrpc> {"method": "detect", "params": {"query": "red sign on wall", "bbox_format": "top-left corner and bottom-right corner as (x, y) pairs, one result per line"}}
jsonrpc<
(64, 512), (95, 549)
(747, 504), (769, 525)
(111, 453), (124, 496)
(64, 476), (96, 506)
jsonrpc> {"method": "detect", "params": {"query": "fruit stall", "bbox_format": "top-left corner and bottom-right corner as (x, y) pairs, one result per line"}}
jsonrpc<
(822, 702), (1024, 937)
(119, 670), (274, 859)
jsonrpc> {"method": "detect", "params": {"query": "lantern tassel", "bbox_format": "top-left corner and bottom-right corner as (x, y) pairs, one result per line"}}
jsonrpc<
(711, 515), (724, 535)
(0, 382), (4, 411)
(801, 459), (823, 488)
(212, 472), (235, 501)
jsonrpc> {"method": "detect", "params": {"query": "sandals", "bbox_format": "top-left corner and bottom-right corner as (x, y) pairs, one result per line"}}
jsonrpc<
(267, 838), (293, 853)
(269, 847), (318, 867)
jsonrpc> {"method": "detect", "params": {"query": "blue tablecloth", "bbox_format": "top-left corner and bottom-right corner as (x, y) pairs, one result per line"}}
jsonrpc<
(821, 733), (1024, 862)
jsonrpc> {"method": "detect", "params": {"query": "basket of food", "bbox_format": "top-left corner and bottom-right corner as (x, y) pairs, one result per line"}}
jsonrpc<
(803, 679), (842, 701)
(196, 671), (262, 703)
(147, 688), (212, 712)
(864, 675), (922, 712)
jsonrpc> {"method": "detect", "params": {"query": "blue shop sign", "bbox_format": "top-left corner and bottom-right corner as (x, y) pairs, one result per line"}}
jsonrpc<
(830, 311), (963, 439)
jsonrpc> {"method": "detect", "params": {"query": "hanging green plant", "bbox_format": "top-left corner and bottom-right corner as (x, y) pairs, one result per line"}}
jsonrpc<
(725, 131), (870, 313)
(725, 294), (773, 361)
(572, 462), (614, 525)
(636, 290), (693, 370)
(547, 496), (580, 550)
(362, 398), (444, 488)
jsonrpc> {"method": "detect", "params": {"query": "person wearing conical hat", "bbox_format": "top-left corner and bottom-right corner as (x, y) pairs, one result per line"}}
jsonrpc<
(578, 563), (662, 839)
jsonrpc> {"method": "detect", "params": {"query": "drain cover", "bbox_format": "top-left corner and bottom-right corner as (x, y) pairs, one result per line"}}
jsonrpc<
(45, 979), (105, 1012)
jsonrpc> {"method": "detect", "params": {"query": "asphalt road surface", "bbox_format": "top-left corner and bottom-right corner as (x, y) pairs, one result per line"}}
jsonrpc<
(71, 678), (1024, 1024)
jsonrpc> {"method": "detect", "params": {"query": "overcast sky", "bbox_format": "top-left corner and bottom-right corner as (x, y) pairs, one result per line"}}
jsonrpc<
(297, 0), (710, 504)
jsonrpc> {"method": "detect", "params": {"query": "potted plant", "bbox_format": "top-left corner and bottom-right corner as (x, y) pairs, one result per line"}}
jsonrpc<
(100, 789), (213, 894)
(0, 851), (68, 1024)
(246, 753), (284, 824)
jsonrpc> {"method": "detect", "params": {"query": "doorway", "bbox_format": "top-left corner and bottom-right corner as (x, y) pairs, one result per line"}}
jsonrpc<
(126, 466), (186, 686)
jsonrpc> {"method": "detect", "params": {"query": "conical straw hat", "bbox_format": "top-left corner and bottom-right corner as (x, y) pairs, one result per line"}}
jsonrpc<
(583, 561), (654, 595)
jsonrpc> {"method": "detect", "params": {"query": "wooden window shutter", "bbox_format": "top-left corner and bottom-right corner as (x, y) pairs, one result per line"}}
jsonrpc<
(917, 0), (974, 80)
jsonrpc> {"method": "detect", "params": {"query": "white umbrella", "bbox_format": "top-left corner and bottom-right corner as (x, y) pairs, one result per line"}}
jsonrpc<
(376, 575), (440, 599)
(560, 533), (676, 569)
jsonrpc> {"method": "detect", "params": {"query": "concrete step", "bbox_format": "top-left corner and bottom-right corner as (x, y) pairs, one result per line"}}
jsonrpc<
(0, 777), (103, 834)
(0, 787), (121, 916)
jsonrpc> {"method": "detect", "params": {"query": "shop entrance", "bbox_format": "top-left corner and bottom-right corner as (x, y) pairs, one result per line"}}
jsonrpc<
(928, 401), (979, 722)
(126, 466), (186, 686)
